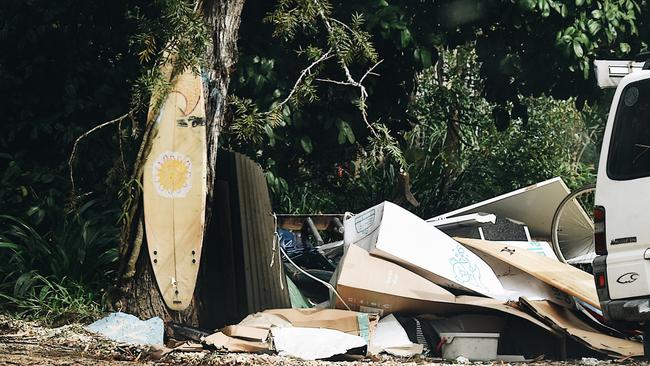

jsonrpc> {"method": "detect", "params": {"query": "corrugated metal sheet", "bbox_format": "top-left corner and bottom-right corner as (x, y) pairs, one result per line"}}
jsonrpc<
(200, 151), (289, 329)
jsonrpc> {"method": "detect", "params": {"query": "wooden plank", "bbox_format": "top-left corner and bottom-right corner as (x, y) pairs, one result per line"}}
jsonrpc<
(277, 215), (345, 231)
(143, 66), (207, 311)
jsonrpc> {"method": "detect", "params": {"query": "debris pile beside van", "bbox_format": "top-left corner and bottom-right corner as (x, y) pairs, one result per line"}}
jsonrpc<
(239, 177), (640, 361)
(106, 177), (639, 362)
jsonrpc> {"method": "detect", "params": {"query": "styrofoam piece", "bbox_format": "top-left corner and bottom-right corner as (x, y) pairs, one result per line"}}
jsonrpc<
(271, 327), (366, 360)
(344, 201), (510, 299)
(439, 332), (500, 361)
(371, 314), (412, 349)
(370, 314), (423, 357)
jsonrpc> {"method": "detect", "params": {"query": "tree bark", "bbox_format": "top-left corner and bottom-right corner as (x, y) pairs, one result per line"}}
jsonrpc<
(203, 0), (245, 225)
(117, 0), (245, 327)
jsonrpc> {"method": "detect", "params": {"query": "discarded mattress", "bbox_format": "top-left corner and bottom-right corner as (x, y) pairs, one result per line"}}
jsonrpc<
(344, 201), (508, 298)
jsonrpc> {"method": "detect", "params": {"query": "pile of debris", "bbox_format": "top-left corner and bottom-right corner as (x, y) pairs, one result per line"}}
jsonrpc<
(82, 177), (641, 362)
(266, 178), (641, 361)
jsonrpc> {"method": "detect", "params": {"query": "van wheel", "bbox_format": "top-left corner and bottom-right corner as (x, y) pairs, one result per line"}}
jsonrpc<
(643, 322), (650, 360)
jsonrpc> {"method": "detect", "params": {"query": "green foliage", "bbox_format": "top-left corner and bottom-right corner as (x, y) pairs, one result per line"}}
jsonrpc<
(0, 0), (209, 322)
(228, 0), (425, 201)
(403, 47), (599, 217)
(227, 0), (646, 218)
(551, 0), (640, 78)
(129, 0), (210, 110)
(228, 96), (274, 145)
(0, 201), (119, 323)
(260, 44), (605, 217)
(0, 274), (102, 326)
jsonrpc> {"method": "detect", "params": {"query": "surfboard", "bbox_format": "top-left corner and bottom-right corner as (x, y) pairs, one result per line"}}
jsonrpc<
(143, 67), (207, 311)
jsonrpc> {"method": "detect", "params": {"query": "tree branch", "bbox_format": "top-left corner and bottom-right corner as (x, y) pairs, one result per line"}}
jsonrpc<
(314, 78), (355, 86)
(360, 60), (382, 83)
(68, 110), (135, 197)
(277, 50), (333, 109)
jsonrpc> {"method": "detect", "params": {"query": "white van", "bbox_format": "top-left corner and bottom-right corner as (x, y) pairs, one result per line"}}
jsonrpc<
(593, 57), (650, 346)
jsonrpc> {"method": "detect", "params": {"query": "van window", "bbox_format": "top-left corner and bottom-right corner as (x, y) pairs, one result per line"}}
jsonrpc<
(607, 79), (650, 180)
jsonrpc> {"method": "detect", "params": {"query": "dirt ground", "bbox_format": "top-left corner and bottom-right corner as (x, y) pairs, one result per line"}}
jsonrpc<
(0, 315), (644, 366)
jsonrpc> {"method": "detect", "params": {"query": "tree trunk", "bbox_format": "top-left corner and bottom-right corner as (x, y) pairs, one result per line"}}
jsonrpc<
(203, 0), (245, 224)
(117, 0), (245, 327)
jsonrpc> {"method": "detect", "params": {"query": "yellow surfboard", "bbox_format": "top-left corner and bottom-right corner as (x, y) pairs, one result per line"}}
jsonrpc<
(143, 67), (207, 311)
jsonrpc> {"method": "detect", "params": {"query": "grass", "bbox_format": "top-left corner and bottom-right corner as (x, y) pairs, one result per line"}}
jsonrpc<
(0, 274), (103, 326)
(0, 200), (118, 325)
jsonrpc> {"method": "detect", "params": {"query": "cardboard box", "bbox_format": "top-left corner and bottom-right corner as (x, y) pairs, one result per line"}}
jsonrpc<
(330, 245), (566, 358)
(344, 201), (507, 298)
(330, 245), (557, 333)
(330, 244), (456, 316)
(263, 308), (375, 337)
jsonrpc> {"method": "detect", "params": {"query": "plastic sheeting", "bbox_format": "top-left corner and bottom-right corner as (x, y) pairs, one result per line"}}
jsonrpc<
(86, 312), (164, 345)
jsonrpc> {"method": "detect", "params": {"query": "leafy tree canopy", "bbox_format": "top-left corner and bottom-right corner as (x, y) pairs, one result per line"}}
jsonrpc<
(226, 0), (645, 211)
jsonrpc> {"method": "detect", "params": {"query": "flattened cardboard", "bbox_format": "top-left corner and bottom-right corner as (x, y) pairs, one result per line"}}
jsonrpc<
(331, 244), (557, 338)
(455, 240), (574, 308)
(203, 332), (270, 353)
(238, 312), (293, 329)
(520, 298), (642, 358)
(263, 308), (373, 337)
(456, 238), (599, 308)
(344, 201), (506, 298)
(221, 325), (269, 342)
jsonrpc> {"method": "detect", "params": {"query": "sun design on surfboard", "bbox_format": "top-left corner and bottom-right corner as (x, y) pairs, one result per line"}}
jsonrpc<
(152, 152), (192, 198)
